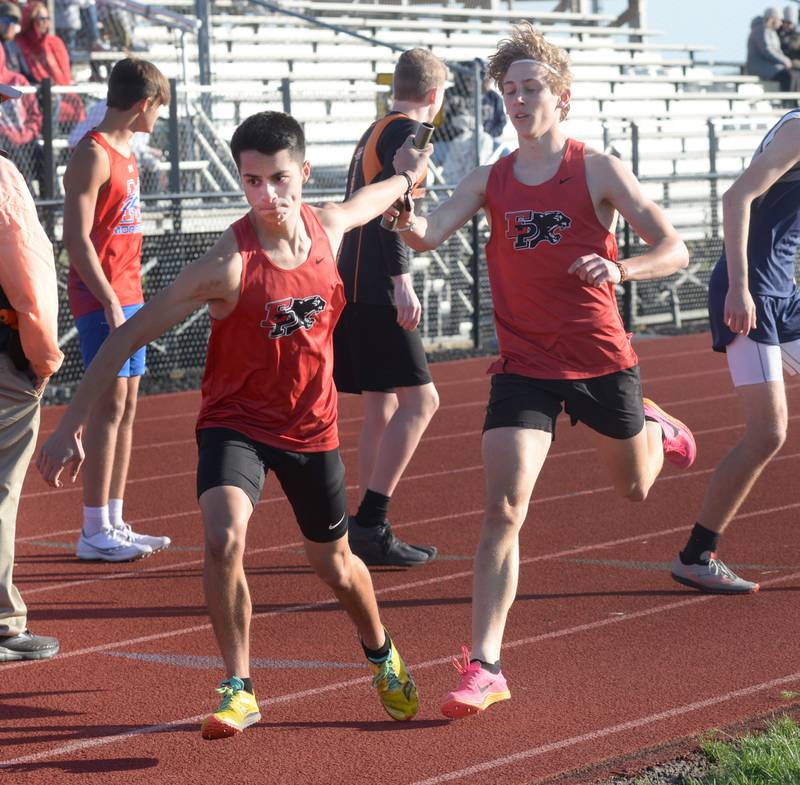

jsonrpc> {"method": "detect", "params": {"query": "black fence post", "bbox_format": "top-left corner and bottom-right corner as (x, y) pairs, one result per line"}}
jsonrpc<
(707, 119), (719, 239)
(168, 78), (182, 233)
(470, 59), (483, 349)
(622, 120), (639, 331)
(281, 78), (292, 115)
(41, 78), (55, 200)
(195, 0), (212, 117)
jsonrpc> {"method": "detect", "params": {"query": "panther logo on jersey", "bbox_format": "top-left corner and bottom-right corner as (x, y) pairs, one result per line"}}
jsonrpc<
(504, 209), (571, 250)
(261, 295), (327, 339)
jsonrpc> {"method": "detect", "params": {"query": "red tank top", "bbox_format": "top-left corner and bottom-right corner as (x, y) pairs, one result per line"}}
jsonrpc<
(68, 131), (144, 318)
(484, 139), (638, 380)
(196, 204), (345, 451)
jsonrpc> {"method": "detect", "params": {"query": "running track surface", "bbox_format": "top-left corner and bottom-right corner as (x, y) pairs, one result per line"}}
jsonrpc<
(3, 332), (800, 785)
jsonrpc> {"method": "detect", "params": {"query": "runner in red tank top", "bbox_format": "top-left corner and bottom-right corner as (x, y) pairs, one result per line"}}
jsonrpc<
(391, 23), (696, 719)
(62, 59), (171, 564)
(39, 110), (432, 739)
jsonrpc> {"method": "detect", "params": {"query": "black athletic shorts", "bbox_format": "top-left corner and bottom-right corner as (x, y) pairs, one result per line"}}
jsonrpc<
(483, 367), (645, 441)
(333, 302), (432, 393)
(196, 427), (348, 543)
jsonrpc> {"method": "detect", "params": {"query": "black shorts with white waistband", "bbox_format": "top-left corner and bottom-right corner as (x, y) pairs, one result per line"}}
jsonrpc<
(196, 427), (348, 543)
(333, 302), (432, 393)
(483, 367), (645, 441)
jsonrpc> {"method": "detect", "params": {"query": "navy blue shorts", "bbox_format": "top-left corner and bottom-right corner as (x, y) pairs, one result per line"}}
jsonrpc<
(708, 279), (800, 352)
(76, 303), (147, 376)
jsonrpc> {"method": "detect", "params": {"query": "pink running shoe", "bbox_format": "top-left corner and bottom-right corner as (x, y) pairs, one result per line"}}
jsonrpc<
(642, 397), (697, 469)
(441, 646), (511, 719)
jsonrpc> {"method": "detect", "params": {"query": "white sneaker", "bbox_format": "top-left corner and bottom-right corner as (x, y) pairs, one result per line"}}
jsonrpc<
(114, 522), (171, 553)
(76, 527), (152, 562)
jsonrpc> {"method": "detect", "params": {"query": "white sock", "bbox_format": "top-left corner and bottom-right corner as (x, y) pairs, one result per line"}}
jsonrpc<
(83, 505), (110, 537)
(108, 498), (124, 527)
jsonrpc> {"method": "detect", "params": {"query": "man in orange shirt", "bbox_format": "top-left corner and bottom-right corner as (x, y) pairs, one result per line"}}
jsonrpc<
(0, 82), (63, 660)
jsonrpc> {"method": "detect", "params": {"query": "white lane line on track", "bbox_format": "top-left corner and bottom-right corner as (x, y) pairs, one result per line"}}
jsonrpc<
(9, 498), (800, 658)
(3, 564), (800, 769)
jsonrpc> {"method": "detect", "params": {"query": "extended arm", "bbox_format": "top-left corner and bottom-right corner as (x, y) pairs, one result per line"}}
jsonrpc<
(316, 136), (430, 247)
(36, 230), (242, 486)
(392, 165), (490, 252)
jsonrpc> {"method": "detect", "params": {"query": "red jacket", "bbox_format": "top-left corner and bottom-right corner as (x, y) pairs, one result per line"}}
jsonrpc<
(15, 4), (84, 124)
(0, 45), (42, 147)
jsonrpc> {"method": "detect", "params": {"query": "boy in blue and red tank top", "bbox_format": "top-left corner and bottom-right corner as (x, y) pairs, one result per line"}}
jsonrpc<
(39, 111), (431, 739)
(393, 22), (695, 719)
(63, 58), (171, 563)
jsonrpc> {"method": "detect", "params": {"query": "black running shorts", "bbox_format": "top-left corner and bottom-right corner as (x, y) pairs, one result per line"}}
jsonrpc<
(483, 367), (645, 441)
(196, 427), (348, 543)
(333, 302), (432, 393)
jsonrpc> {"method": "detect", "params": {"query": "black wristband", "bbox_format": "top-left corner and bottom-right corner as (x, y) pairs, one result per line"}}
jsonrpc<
(399, 170), (414, 195)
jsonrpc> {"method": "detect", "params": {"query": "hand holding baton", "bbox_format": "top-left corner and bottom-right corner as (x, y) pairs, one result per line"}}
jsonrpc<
(381, 122), (435, 231)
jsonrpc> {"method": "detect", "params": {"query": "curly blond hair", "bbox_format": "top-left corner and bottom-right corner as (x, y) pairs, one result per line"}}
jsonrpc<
(487, 22), (572, 119)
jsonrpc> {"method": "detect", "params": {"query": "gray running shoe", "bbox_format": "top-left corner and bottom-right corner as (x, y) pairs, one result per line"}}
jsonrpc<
(0, 629), (59, 661)
(671, 550), (759, 594)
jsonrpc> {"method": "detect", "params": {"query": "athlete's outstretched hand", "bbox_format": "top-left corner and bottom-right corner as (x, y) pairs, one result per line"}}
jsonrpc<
(568, 254), (621, 288)
(392, 273), (422, 330)
(724, 287), (757, 336)
(382, 194), (417, 232)
(36, 425), (84, 488)
(393, 135), (432, 184)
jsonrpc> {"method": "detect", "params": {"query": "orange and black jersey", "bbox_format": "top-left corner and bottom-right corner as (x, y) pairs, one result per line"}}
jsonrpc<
(338, 112), (422, 305)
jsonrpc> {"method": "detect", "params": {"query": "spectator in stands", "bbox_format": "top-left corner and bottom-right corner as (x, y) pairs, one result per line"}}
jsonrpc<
(56, 0), (104, 56)
(15, 1), (85, 126)
(0, 81), (63, 663)
(431, 63), (492, 184)
(0, 43), (43, 191)
(746, 6), (800, 93)
(55, 0), (81, 57)
(779, 5), (800, 64)
(1, 3), (32, 81)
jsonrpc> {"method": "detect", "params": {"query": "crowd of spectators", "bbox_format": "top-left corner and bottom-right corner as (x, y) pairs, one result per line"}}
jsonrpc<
(746, 5), (800, 94)
(0, 0), (145, 194)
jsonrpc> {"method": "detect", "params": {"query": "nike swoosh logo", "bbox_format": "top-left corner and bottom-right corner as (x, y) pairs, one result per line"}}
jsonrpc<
(329, 512), (347, 530)
(478, 684), (491, 693)
(559, 177), (573, 185)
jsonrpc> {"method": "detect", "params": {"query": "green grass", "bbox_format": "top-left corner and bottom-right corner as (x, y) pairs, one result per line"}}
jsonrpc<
(686, 716), (800, 785)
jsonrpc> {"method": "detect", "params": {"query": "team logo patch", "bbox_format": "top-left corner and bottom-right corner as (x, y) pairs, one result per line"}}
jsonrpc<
(504, 209), (571, 250)
(261, 295), (327, 339)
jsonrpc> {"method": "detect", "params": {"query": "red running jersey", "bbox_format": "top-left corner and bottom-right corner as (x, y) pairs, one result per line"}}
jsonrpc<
(68, 131), (144, 318)
(196, 204), (345, 451)
(484, 139), (638, 380)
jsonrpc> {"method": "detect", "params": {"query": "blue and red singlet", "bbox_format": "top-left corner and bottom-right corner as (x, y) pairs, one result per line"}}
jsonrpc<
(68, 130), (144, 319)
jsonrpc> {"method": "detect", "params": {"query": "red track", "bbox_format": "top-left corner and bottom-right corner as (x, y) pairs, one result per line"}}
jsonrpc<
(3, 332), (800, 784)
